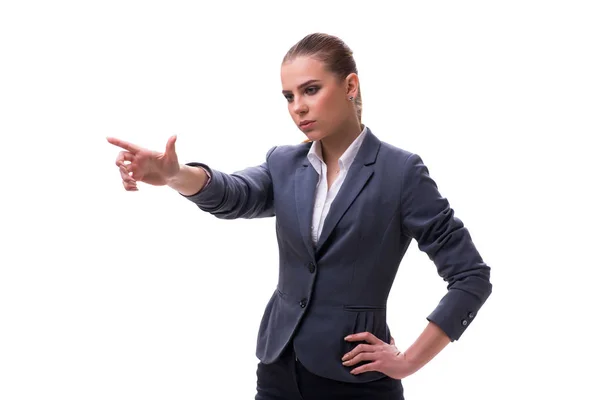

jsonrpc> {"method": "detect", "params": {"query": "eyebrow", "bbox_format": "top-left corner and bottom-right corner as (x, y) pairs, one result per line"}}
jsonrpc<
(282, 79), (321, 94)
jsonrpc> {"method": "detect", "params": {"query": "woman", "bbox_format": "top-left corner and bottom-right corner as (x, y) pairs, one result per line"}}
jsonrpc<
(107, 33), (492, 400)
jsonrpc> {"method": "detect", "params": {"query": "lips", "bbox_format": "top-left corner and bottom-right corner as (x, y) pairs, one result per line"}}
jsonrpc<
(299, 120), (316, 129)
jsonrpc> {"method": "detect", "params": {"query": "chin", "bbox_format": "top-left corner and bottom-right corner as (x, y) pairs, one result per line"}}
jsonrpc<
(303, 129), (328, 142)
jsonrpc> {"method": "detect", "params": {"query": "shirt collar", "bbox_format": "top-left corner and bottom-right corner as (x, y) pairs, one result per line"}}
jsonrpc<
(307, 125), (368, 174)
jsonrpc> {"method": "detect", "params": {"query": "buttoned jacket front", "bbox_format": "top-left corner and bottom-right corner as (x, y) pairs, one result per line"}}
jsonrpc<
(182, 127), (492, 383)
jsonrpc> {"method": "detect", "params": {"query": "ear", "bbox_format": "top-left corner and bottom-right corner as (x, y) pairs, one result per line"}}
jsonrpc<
(345, 73), (359, 98)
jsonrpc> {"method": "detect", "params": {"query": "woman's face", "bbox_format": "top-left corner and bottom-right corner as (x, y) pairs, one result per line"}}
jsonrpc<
(281, 56), (356, 142)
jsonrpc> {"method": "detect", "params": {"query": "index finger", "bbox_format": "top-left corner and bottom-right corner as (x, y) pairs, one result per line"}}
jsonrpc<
(106, 136), (141, 153)
(344, 332), (384, 345)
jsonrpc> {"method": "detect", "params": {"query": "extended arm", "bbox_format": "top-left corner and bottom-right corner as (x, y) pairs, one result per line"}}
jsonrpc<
(177, 146), (277, 219)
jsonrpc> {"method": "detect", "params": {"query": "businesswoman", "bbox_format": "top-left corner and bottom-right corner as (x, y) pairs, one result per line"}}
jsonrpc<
(107, 33), (492, 400)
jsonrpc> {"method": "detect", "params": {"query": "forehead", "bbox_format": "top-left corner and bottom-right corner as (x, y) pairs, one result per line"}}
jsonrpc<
(281, 56), (334, 89)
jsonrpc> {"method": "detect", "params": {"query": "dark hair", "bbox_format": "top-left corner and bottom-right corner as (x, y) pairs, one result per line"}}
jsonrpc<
(283, 33), (362, 123)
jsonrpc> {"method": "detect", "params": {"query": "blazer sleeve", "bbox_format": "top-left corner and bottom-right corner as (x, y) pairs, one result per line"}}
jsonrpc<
(399, 153), (492, 341)
(180, 146), (277, 219)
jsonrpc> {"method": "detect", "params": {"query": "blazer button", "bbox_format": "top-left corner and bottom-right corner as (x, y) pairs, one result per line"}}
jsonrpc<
(468, 312), (475, 319)
(308, 262), (316, 273)
(300, 299), (307, 308)
(461, 319), (468, 326)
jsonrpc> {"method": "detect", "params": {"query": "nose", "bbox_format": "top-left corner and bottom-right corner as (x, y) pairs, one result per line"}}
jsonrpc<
(292, 98), (308, 115)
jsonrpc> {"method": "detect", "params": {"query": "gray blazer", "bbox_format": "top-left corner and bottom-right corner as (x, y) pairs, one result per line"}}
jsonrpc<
(182, 127), (492, 383)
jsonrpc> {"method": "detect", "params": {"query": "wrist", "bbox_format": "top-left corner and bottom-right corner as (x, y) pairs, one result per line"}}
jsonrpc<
(165, 164), (185, 186)
(166, 163), (210, 196)
(402, 350), (424, 373)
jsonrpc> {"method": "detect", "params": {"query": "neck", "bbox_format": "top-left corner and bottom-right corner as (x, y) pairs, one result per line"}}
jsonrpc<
(320, 119), (363, 164)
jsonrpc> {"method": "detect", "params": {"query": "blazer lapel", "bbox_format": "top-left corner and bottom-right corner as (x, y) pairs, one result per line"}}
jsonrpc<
(295, 162), (319, 258)
(316, 129), (381, 252)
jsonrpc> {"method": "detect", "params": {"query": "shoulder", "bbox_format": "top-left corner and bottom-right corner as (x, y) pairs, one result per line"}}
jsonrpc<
(370, 134), (436, 187)
(377, 138), (421, 170)
(375, 138), (441, 193)
(265, 141), (312, 166)
(358, 126), (420, 168)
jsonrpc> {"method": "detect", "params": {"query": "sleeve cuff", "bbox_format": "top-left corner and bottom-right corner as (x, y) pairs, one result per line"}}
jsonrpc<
(179, 162), (226, 210)
(179, 163), (212, 198)
(426, 289), (485, 341)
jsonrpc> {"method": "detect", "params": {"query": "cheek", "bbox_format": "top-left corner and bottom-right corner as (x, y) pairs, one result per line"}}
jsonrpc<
(312, 91), (339, 115)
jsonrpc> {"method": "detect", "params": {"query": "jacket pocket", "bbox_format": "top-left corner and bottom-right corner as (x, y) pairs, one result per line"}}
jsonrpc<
(343, 305), (386, 311)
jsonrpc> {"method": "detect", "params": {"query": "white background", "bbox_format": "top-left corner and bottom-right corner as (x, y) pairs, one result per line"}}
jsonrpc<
(1, 1), (598, 399)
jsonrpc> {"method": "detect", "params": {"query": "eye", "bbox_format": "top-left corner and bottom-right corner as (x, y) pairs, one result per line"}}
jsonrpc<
(283, 94), (293, 103)
(305, 86), (320, 95)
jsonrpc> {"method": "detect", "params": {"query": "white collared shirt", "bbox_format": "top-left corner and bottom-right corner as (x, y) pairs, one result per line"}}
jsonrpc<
(307, 125), (368, 245)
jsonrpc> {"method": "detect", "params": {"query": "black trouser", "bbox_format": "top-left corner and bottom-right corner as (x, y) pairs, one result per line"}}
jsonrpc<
(255, 343), (404, 400)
